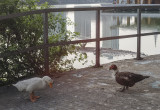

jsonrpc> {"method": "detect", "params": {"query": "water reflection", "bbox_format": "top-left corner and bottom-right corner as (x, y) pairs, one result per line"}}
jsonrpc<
(67, 9), (160, 55)
(101, 14), (119, 49)
(74, 11), (96, 39)
(54, 4), (160, 68)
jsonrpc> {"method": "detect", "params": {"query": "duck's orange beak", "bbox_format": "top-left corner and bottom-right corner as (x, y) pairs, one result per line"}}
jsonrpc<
(49, 82), (53, 88)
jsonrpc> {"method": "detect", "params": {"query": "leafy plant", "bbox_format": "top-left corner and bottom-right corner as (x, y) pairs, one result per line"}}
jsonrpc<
(0, 0), (87, 86)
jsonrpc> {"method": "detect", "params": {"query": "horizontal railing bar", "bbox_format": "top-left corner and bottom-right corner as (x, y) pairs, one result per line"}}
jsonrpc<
(0, 10), (45, 21)
(0, 31), (160, 58)
(100, 34), (138, 41)
(0, 4), (160, 20)
(0, 38), (96, 58)
(141, 32), (160, 36)
(100, 32), (160, 41)
(47, 38), (96, 47)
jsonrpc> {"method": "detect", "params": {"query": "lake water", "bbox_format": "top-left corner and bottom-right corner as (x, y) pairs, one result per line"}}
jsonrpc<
(55, 4), (160, 68)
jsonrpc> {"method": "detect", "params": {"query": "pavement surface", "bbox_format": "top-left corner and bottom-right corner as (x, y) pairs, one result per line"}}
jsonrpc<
(1, 54), (160, 110)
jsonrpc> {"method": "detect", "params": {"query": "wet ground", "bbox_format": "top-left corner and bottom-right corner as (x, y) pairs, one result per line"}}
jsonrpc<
(1, 54), (160, 110)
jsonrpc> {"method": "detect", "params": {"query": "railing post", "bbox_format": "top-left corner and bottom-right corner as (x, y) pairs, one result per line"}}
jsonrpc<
(43, 12), (49, 74)
(95, 10), (100, 67)
(136, 8), (142, 60)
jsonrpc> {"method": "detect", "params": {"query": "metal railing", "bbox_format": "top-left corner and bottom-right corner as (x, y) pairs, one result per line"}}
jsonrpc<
(1, 4), (160, 74)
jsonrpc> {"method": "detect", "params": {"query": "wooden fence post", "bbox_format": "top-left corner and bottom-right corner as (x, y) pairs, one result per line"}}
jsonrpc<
(43, 12), (49, 74)
(95, 10), (100, 67)
(136, 8), (142, 60)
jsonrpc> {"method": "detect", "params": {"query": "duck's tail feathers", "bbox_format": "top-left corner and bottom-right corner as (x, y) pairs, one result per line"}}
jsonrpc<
(12, 83), (25, 91)
(12, 84), (16, 87)
(144, 75), (150, 79)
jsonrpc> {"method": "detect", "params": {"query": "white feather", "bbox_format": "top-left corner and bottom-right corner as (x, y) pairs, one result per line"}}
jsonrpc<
(111, 70), (119, 79)
(111, 72), (115, 79)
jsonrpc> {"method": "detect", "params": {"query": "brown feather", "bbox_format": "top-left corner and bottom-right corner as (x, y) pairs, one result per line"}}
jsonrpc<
(115, 72), (150, 87)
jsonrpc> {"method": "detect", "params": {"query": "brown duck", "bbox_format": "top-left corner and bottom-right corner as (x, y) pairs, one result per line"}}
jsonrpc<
(109, 64), (150, 92)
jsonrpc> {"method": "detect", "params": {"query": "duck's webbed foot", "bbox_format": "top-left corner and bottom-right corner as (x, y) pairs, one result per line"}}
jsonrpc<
(34, 95), (40, 99)
(30, 92), (40, 102)
(30, 92), (36, 102)
(118, 86), (128, 92)
(125, 86), (129, 90)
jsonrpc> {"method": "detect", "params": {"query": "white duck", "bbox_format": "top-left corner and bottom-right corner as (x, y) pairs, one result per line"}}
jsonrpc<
(13, 76), (53, 102)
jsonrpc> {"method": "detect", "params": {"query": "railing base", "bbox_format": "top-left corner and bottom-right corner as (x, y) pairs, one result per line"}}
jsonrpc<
(94, 65), (103, 68)
(134, 57), (143, 60)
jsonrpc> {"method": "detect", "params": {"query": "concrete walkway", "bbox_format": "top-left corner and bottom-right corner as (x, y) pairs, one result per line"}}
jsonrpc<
(1, 55), (160, 110)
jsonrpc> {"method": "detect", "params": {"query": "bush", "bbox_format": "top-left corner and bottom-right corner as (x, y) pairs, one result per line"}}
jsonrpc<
(0, 0), (87, 86)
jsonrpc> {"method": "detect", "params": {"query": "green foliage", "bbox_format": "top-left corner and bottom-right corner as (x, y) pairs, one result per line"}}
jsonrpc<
(0, 0), (87, 86)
